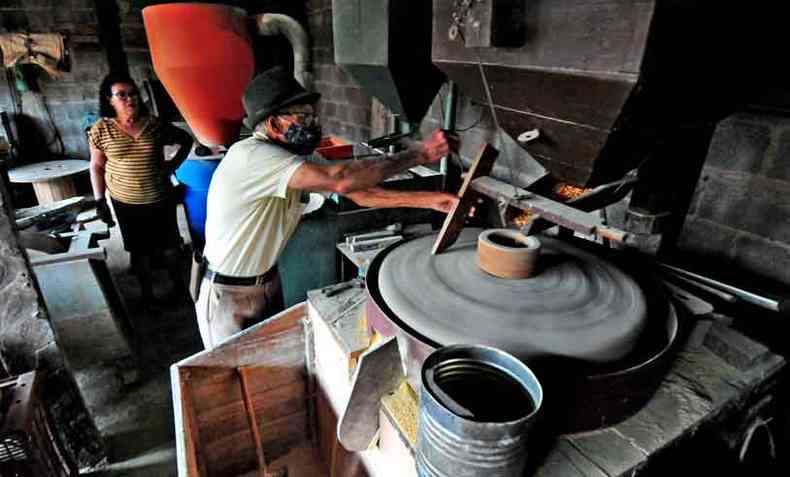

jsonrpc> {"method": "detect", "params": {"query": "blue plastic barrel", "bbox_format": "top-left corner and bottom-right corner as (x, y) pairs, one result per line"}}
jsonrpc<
(175, 157), (222, 249)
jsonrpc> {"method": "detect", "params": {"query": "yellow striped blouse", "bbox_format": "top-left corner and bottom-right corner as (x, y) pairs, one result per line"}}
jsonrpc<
(88, 116), (176, 204)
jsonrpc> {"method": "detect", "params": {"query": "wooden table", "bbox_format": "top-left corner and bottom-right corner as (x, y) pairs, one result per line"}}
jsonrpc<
(8, 159), (90, 205)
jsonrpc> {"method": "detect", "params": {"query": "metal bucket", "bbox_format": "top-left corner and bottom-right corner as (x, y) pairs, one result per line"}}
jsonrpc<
(417, 345), (543, 477)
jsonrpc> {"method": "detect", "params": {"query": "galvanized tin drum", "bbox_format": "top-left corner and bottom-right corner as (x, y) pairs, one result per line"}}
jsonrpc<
(417, 345), (543, 477)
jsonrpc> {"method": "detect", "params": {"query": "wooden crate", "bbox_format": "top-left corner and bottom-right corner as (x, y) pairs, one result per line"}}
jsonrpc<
(171, 303), (326, 477)
(0, 371), (77, 477)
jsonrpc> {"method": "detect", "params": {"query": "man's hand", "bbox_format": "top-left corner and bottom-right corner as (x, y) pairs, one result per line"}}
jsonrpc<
(417, 129), (459, 165)
(423, 192), (459, 213)
(96, 198), (115, 227)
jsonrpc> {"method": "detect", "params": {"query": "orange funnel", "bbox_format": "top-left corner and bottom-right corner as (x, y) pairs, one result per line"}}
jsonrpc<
(143, 4), (254, 146)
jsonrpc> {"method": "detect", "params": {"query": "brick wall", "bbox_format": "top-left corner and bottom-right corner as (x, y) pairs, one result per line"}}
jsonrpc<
(678, 113), (790, 286)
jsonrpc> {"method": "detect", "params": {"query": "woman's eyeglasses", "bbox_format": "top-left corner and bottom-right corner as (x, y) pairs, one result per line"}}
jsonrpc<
(111, 91), (139, 100)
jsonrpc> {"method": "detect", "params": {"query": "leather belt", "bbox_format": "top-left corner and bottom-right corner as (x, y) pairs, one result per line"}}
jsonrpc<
(204, 264), (278, 287)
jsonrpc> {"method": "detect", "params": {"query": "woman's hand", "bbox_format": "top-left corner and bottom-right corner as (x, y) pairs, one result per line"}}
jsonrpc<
(95, 198), (115, 227)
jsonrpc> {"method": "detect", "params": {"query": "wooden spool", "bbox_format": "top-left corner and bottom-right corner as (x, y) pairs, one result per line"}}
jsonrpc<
(477, 229), (541, 279)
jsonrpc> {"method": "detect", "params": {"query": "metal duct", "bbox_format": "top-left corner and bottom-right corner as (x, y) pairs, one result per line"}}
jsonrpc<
(334, 0), (445, 124)
(255, 13), (313, 89)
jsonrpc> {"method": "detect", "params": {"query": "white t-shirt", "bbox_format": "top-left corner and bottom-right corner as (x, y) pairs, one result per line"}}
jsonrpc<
(203, 137), (305, 277)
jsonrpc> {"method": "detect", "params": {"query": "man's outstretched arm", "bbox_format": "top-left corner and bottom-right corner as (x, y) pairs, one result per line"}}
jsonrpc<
(288, 129), (456, 194)
(343, 187), (458, 213)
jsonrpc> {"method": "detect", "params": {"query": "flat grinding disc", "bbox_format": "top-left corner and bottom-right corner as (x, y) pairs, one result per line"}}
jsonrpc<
(377, 229), (648, 363)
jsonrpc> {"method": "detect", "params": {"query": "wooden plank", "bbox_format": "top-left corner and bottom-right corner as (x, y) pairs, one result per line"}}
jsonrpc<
(261, 444), (328, 477)
(187, 365), (305, 407)
(470, 175), (629, 242)
(14, 195), (85, 229)
(432, 143), (498, 254)
(238, 366), (270, 476)
(203, 412), (309, 476)
(196, 384), (308, 442)
(178, 303), (306, 368)
(315, 389), (366, 477)
(172, 367), (209, 477)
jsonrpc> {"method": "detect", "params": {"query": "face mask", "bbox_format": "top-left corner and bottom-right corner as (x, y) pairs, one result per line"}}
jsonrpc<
(264, 114), (322, 155)
(283, 121), (322, 155)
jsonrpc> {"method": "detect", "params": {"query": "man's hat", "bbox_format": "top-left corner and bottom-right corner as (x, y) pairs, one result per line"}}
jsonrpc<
(242, 66), (321, 129)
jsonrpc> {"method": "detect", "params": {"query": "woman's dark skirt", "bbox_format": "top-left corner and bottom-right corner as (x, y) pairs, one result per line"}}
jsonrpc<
(110, 196), (182, 254)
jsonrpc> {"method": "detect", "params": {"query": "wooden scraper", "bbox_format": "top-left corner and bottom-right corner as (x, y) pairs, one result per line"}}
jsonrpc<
(432, 143), (498, 254)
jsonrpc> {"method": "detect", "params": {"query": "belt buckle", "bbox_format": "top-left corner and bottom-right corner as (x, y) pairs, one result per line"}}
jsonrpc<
(255, 273), (266, 286)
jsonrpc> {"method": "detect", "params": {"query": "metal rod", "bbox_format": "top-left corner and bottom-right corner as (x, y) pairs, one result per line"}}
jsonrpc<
(441, 81), (459, 177)
(658, 263), (786, 313)
(660, 271), (737, 304)
(29, 247), (106, 266)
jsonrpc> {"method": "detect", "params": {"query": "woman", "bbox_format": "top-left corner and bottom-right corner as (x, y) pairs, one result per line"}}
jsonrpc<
(88, 71), (193, 306)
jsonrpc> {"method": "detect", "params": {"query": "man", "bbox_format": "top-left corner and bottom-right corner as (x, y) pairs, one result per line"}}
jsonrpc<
(195, 66), (459, 348)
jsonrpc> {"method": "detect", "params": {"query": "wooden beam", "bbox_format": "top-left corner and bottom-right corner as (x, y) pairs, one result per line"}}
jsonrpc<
(238, 366), (270, 476)
(470, 175), (629, 243)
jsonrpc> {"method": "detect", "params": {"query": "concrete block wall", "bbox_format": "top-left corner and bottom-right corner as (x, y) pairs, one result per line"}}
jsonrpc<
(678, 113), (790, 286)
(0, 1), (158, 161)
(0, 0), (105, 160)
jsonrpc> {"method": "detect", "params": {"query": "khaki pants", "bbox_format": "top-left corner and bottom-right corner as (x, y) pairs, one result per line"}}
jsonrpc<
(194, 273), (284, 349)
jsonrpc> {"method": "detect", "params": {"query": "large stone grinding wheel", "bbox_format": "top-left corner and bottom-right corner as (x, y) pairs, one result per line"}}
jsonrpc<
(377, 228), (648, 363)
